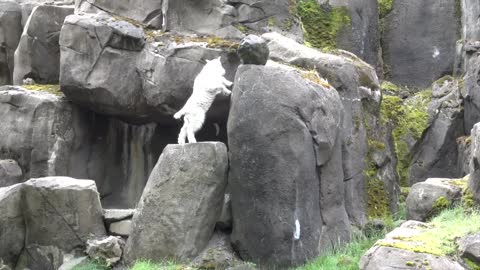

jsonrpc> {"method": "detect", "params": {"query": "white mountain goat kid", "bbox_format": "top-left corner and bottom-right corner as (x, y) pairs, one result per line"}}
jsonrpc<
(174, 57), (232, 144)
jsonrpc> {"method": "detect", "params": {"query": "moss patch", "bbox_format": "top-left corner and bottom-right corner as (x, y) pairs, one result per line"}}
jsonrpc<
(465, 258), (480, 270)
(431, 196), (451, 216)
(378, 0), (393, 19)
(367, 177), (391, 219)
(381, 90), (432, 186)
(298, 0), (350, 50)
(23, 84), (62, 96)
(378, 207), (480, 256)
(300, 69), (332, 88)
(380, 81), (400, 93)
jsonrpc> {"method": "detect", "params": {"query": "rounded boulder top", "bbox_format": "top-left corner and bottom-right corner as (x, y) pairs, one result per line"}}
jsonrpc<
(237, 35), (269, 66)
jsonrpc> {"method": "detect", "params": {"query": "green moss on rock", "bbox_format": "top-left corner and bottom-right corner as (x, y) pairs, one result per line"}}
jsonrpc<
(432, 196), (451, 215)
(378, 0), (393, 19)
(298, 0), (350, 50)
(381, 90), (432, 186)
(23, 84), (62, 96)
(367, 177), (391, 219)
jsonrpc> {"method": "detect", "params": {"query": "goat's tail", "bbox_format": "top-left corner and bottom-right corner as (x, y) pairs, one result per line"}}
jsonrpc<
(173, 109), (185, 120)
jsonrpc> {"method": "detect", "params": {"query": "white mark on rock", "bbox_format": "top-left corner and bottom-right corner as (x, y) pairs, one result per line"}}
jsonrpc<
(294, 219), (301, 240)
(432, 47), (440, 58)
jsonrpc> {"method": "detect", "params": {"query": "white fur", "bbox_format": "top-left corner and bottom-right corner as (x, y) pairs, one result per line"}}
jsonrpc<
(174, 57), (232, 144)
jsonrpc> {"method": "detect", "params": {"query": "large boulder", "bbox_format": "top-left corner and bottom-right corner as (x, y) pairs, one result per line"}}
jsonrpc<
(469, 123), (480, 203)
(462, 0), (480, 42)
(60, 12), (239, 124)
(0, 184), (24, 268)
(406, 178), (463, 221)
(75, 0), (163, 28)
(228, 63), (349, 268)
(382, 0), (460, 88)
(262, 32), (399, 225)
(360, 221), (466, 270)
(459, 233), (480, 265)
(125, 143), (228, 263)
(0, 1), (22, 86)
(22, 177), (106, 251)
(13, 5), (74, 85)
(409, 78), (465, 184)
(0, 159), (22, 187)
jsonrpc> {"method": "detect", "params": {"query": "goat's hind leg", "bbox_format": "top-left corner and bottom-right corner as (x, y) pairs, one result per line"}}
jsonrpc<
(178, 123), (187, 144)
(185, 113), (205, 143)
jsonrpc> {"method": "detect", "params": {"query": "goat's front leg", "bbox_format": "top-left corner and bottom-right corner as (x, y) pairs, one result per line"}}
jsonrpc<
(222, 78), (233, 88)
(221, 86), (231, 96)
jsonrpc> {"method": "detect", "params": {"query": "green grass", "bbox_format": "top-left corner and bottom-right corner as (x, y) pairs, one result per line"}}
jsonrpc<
(72, 261), (109, 270)
(22, 84), (62, 96)
(378, 207), (480, 256)
(295, 233), (385, 270)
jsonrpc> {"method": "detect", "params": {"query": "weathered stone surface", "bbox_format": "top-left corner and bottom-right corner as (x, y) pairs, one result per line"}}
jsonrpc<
(321, 0), (381, 70)
(409, 79), (465, 184)
(406, 178), (463, 221)
(58, 256), (88, 270)
(360, 246), (465, 270)
(0, 159), (22, 187)
(262, 32), (398, 226)
(13, 5), (74, 85)
(360, 221), (466, 270)
(86, 236), (124, 266)
(15, 245), (64, 270)
(470, 123), (480, 203)
(464, 46), (480, 132)
(60, 12), (239, 124)
(125, 143), (228, 263)
(228, 0), (303, 42)
(228, 63), (348, 267)
(109, 220), (131, 237)
(237, 35), (269, 65)
(0, 86), (185, 208)
(462, 0), (480, 42)
(104, 209), (135, 223)
(0, 1), (22, 86)
(22, 177), (106, 251)
(216, 193), (232, 231)
(75, 0), (163, 29)
(458, 136), (472, 177)
(192, 232), (241, 270)
(382, 0), (460, 88)
(459, 232), (480, 265)
(0, 184), (24, 268)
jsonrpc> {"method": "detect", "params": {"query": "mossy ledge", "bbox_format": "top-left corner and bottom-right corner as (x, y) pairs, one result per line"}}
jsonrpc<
(22, 84), (62, 96)
(297, 0), (350, 50)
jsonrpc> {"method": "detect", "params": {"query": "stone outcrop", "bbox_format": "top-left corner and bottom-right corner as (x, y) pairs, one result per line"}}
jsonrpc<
(360, 221), (465, 270)
(0, 177), (106, 268)
(0, 1), (22, 86)
(228, 63), (349, 267)
(262, 32), (399, 225)
(469, 123), (480, 203)
(0, 160), (22, 187)
(75, 0), (163, 29)
(459, 232), (480, 266)
(125, 143), (228, 263)
(463, 44), (480, 132)
(406, 178), (464, 221)
(86, 236), (124, 266)
(60, 12), (239, 124)
(382, 0), (460, 88)
(13, 5), (74, 85)
(409, 78), (465, 184)
(237, 35), (269, 65)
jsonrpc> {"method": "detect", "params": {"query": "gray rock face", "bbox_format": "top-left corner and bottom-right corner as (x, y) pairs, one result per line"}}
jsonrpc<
(459, 233), (480, 265)
(409, 79), (465, 184)
(462, 0), (480, 41)
(0, 177), (106, 268)
(469, 123), (480, 203)
(0, 86), (211, 208)
(326, 0), (381, 70)
(0, 159), (22, 187)
(463, 46), (480, 132)
(192, 232), (241, 270)
(104, 209), (135, 223)
(228, 64), (349, 268)
(360, 246), (465, 270)
(360, 221), (466, 270)
(125, 143), (228, 263)
(22, 177), (106, 251)
(406, 178), (463, 221)
(237, 35), (269, 65)
(15, 245), (64, 270)
(262, 32), (397, 226)
(382, 0), (460, 88)
(0, 1), (22, 86)
(60, 12), (239, 124)
(13, 5), (74, 85)
(75, 0), (163, 29)
(86, 236), (124, 266)
(0, 184), (24, 268)
(229, 0), (303, 42)
(109, 220), (131, 237)
(458, 137), (472, 177)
